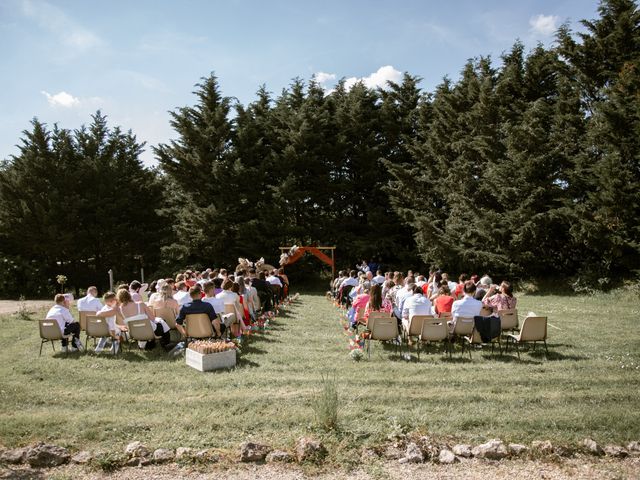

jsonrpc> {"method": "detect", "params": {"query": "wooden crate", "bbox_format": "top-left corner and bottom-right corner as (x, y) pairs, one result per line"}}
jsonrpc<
(185, 347), (236, 372)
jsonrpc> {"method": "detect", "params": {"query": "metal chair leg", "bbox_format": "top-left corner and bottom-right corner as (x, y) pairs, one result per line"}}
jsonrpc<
(515, 342), (520, 359)
(39, 340), (44, 356)
(544, 340), (549, 357)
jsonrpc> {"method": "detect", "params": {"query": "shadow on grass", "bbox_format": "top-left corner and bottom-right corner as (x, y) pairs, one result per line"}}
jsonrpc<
(0, 468), (46, 479)
(236, 358), (260, 369)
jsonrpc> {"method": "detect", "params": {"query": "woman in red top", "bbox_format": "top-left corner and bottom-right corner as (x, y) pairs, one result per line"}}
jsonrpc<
(433, 285), (454, 315)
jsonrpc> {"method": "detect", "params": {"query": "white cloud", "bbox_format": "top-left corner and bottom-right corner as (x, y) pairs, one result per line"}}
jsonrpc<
(529, 14), (559, 36)
(41, 90), (80, 108)
(314, 71), (336, 84)
(20, 0), (103, 52)
(344, 65), (403, 91)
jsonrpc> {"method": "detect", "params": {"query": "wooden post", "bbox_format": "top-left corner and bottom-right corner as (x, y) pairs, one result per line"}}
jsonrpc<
(331, 249), (335, 279)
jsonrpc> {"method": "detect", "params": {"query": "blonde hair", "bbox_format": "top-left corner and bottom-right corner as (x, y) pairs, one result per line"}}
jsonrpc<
(160, 284), (173, 301)
(116, 289), (132, 305)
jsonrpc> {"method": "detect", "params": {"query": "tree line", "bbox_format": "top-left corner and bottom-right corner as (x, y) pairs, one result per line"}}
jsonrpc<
(0, 0), (638, 296)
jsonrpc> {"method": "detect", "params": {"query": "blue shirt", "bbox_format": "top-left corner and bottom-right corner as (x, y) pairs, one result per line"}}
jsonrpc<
(176, 299), (217, 326)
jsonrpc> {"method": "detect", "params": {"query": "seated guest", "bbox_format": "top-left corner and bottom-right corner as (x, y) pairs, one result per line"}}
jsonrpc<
(388, 272), (405, 304)
(372, 270), (385, 285)
(216, 279), (245, 334)
(232, 281), (251, 325)
(129, 280), (147, 303)
(450, 280), (483, 332)
(474, 276), (491, 301)
(77, 286), (102, 313)
(339, 270), (359, 290)
(364, 283), (393, 322)
(454, 274), (468, 299)
(433, 285), (455, 315)
(198, 271), (210, 287)
(147, 279), (167, 305)
(381, 279), (395, 300)
(218, 268), (228, 280)
(95, 291), (121, 354)
(97, 289), (170, 350)
(349, 285), (370, 327)
(173, 281), (190, 306)
(402, 285), (432, 323)
(483, 281), (517, 312)
(266, 270), (283, 287)
(244, 277), (260, 318)
(332, 271), (347, 294)
(250, 270), (271, 311)
(46, 294), (83, 352)
(442, 273), (457, 295)
(393, 277), (416, 322)
(176, 286), (223, 338)
(202, 281), (226, 315)
(150, 283), (180, 317)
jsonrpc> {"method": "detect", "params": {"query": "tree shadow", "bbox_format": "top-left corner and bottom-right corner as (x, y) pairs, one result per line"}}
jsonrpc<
(236, 358), (261, 369)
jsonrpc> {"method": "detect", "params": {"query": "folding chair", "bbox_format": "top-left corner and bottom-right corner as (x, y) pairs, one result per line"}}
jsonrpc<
(506, 316), (548, 358)
(450, 316), (475, 355)
(85, 315), (116, 355)
(38, 319), (70, 356)
(498, 309), (518, 333)
(418, 317), (450, 359)
(185, 313), (214, 343)
(78, 311), (97, 332)
(402, 314), (432, 348)
(153, 306), (177, 330)
(479, 305), (493, 317)
(127, 318), (161, 348)
(366, 313), (400, 359)
(463, 326), (502, 359)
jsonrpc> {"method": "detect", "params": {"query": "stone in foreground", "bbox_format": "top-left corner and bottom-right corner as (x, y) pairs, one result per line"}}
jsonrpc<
(266, 450), (293, 463)
(295, 437), (327, 463)
(452, 444), (472, 458)
(124, 441), (150, 458)
(240, 442), (272, 462)
(508, 444), (528, 456)
(438, 449), (458, 464)
(25, 443), (71, 468)
(471, 439), (508, 460)
(582, 438), (603, 455)
(398, 442), (424, 463)
(71, 451), (93, 464)
(153, 448), (175, 463)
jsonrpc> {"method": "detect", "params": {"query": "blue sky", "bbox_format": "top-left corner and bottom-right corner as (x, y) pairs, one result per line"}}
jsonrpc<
(0, 0), (600, 165)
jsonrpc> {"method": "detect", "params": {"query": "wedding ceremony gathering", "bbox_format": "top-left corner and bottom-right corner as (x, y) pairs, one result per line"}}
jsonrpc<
(0, 0), (639, 478)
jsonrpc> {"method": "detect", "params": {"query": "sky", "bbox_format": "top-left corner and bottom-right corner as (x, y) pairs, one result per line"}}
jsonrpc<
(0, 0), (601, 166)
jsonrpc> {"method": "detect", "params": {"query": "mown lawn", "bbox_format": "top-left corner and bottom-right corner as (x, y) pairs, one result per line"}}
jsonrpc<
(0, 290), (638, 459)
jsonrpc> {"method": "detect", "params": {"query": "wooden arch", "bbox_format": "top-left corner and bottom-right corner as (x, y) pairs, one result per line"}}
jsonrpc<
(279, 246), (336, 279)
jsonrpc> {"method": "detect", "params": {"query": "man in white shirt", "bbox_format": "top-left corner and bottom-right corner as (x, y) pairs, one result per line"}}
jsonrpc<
(450, 281), (483, 332)
(77, 286), (102, 313)
(266, 271), (283, 287)
(45, 294), (83, 352)
(339, 270), (359, 290)
(173, 281), (191, 306)
(393, 278), (416, 321)
(372, 270), (385, 285)
(402, 285), (432, 324)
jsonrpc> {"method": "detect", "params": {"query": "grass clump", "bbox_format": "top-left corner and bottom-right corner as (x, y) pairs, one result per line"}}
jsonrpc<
(311, 373), (340, 432)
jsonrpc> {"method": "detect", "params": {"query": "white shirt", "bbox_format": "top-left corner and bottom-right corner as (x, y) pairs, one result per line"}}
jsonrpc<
(173, 290), (190, 306)
(340, 277), (359, 289)
(98, 304), (118, 333)
(266, 275), (283, 287)
(203, 296), (225, 315)
(372, 275), (385, 285)
(77, 294), (102, 312)
(215, 290), (244, 319)
(246, 285), (259, 312)
(402, 294), (432, 319)
(395, 286), (414, 312)
(451, 295), (483, 319)
(447, 281), (458, 293)
(45, 304), (75, 333)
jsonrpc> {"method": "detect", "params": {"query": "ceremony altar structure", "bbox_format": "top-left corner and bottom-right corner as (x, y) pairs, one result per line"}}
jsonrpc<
(278, 246), (336, 279)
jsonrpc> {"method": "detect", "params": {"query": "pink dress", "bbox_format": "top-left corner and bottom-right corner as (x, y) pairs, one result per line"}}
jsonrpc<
(483, 294), (517, 311)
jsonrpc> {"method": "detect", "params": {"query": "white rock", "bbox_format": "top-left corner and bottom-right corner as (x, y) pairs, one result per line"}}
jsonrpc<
(124, 441), (150, 458)
(438, 449), (458, 464)
(471, 439), (508, 460)
(452, 444), (472, 458)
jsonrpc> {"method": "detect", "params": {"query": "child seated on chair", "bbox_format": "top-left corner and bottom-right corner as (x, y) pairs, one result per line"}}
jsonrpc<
(95, 291), (121, 354)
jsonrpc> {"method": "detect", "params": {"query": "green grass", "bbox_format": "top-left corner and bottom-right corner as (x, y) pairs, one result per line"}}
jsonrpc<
(0, 290), (639, 460)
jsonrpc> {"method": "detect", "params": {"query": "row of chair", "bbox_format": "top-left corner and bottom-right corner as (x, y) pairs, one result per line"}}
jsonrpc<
(360, 310), (548, 360)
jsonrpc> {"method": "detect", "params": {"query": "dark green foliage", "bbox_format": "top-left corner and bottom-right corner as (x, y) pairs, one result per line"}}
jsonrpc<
(0, 113), (164, 296)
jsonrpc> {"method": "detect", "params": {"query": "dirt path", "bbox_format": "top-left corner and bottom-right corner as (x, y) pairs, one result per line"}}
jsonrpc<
(0, 300), (50, 316)
(2, 457), (639, 480)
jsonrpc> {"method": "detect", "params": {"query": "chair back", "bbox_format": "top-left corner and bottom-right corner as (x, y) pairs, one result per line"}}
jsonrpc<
(439, 311), (452, 320)
(154, 306), (177, 329)
(127, 318), (157, 341)
(407, 314), (432, 336)
(79, 311), (96, 331)
(499, 309), (518, 331)
(370, 316), (398, 341)
(86, 315), (110, 338)
(420, 317), (448, 342)
(453, 316), (475, 336)
(366, 311), (390, 331)
(519, 316), (547, 342)
(185, 313), (213, 339)
(39, 319), (63, 340)
(479, 305), (492, 316)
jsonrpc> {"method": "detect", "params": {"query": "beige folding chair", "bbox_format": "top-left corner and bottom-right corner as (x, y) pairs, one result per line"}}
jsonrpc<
(498, 309), (518, 333)
(451, 316), (475, 355)
(85, 315), (116, 355)
(402, 314), (432, 347)
(78, 311), (97, 332)
(439, 311), (452, 321)
(479, 305), (492, 317)
(366, 314), (400, 359)
(153, 306), (177, 330)
(355, 307), (367, 327)
(506, 316), (548, 358)
(39, 319), (70, 356)
(418, 317), (450, 359)
(463, 327), (502, 359)
(184, 313), (214, 341)
(127, 318), (160, 346)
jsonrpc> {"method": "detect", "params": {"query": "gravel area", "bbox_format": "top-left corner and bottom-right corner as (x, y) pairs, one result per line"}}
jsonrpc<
(2, 457), (639, 480)
(0, 300), (50, 316)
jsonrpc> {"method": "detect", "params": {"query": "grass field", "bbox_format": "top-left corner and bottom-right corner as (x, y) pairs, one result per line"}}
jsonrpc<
(0, 289), (639, 463)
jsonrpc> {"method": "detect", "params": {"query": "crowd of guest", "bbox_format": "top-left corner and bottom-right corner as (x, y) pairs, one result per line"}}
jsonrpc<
(331, 268), (517, 335)
(45, 267), (290, 354)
